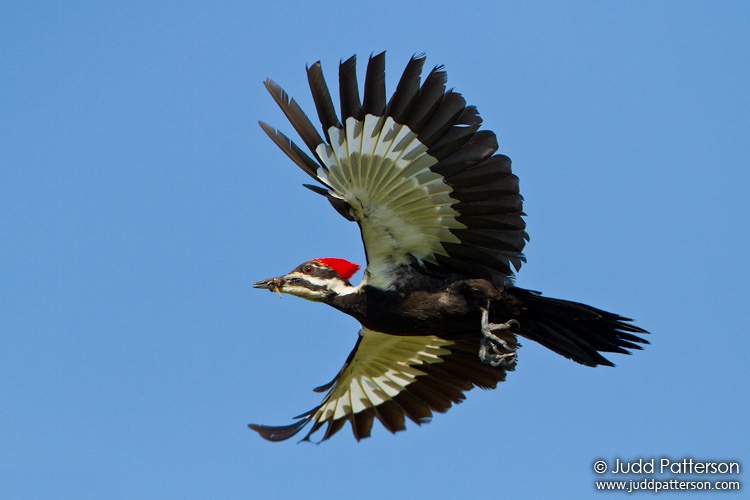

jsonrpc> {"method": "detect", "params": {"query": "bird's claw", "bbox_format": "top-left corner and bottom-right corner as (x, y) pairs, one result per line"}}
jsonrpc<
(479, 305), (519, 367)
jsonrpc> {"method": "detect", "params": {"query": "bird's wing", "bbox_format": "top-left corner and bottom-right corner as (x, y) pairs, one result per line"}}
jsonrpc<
(261, 53), (528, 289)
(249, 327), (517, 442)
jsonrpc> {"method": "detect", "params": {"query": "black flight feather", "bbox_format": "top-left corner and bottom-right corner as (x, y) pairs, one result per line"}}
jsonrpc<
(263, 79), (325, 163)
(258, 121), (322, 182)
(373, 400), (407, 434)
(404, 65), (447, 133)
(386, 54), (426, 124)
(431, 131), (499, 177)
(303, 184), (355, 221)
(393, 391), (433, 424)
(417, 90), (467, 147)
(339, 55), (362, 122)
(425, 111), (483, 159)
(363, 52), (386, 116)
(456, 214), (527, 231)
(306, 62), (342, 142)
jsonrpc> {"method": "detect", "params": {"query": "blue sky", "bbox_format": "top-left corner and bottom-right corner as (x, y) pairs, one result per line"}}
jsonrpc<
(2, 1), (748, 498)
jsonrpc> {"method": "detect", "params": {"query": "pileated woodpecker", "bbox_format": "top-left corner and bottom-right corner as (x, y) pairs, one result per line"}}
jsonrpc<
(251, 53), (648, 442)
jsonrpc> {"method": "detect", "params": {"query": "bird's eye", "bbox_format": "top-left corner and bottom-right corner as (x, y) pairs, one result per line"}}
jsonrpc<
(303, 265), (313, 274)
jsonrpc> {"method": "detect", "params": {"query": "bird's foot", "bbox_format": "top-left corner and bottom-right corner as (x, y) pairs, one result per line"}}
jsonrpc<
(479, 305), (519, 367)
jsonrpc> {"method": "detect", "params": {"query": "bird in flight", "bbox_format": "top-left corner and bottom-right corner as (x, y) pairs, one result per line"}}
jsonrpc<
(251, 53), (648, 442)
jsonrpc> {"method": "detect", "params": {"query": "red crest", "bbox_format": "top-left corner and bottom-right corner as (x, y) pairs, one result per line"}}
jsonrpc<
(314, 258), (360, 281)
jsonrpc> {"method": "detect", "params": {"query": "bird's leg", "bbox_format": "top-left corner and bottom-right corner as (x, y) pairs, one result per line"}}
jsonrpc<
(479, 302), (519, 367)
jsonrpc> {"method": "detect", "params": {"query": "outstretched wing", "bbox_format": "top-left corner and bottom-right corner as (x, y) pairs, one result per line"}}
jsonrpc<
(260, 53), (528, 289)
(249, 327), (517, 442)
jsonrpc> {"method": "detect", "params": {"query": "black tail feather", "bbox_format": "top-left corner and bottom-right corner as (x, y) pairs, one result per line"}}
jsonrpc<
(509, 287), (649, 367)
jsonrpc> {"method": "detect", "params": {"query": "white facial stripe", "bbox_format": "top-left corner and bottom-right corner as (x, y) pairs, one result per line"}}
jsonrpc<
(281, 272), (360, 297)
(279, 285), (325, 301)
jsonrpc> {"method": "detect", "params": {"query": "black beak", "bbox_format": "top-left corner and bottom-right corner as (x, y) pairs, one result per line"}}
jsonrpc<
(253, 276), (285, 297)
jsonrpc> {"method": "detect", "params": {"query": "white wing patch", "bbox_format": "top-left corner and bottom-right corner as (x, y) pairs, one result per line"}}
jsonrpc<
(316, 116), (466, 289)
(314, 327), (453, 423)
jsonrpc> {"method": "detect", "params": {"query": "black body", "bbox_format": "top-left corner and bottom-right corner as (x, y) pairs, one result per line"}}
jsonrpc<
(327, 274), (644, 368)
